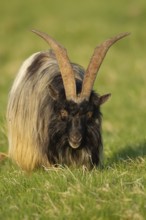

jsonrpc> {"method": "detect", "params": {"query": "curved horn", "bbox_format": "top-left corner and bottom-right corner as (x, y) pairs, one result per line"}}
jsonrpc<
(80, 32), (130, 101)
(32, 29), (76, 101)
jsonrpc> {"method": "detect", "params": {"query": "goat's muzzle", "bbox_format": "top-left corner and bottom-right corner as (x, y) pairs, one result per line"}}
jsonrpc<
(69, 133), (82, 149)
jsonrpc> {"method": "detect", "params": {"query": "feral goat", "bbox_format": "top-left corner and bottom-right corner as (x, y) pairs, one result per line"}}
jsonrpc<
(5, 30), (129, 171)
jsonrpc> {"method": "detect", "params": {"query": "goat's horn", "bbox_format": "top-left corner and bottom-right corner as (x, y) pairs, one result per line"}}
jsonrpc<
(32, 29), (76, 101)
(80, 32), (130, 101)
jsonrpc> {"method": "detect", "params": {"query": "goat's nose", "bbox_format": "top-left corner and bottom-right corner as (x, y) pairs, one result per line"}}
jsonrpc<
(69, 133), (82, 149)
(71, 134), (82, 143)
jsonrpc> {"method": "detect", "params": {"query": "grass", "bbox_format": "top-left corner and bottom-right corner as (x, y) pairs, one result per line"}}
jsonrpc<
(0, 0), (146, 219)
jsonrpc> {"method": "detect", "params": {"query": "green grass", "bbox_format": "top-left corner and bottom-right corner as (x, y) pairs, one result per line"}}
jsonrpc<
(0, 0), (146, 219)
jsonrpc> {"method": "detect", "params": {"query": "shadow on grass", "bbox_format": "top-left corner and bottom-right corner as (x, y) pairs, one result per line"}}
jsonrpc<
(108, 140), (146, 165)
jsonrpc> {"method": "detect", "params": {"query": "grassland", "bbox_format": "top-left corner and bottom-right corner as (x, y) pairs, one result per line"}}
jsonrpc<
(0, 0), (146, 219)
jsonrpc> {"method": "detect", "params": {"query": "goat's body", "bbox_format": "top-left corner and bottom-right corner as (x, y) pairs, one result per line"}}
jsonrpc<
(5, 30), (129, 171)
(7, 50), (102, 171)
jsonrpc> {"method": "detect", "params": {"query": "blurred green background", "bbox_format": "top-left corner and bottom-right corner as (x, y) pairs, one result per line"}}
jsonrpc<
(0, 1), (146, 219)
(0, 0), (146, 155)
(0, 0), (145, 152)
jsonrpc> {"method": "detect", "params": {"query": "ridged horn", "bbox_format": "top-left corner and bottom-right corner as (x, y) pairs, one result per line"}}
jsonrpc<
(80, 32), (130, 101)
(32, 29), (76, 101)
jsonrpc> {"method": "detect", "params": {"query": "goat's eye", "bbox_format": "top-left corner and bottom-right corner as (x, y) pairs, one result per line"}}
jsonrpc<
(86, 111), (93, 118)
(60, 109), (68, 119)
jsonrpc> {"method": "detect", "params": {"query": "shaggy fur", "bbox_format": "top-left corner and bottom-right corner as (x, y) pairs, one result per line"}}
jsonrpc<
(7, 50), (104, 171)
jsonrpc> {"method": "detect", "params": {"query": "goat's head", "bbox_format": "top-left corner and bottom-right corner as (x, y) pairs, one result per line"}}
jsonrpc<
(32, 30), (129, 152)
(48, 76), (110, 150)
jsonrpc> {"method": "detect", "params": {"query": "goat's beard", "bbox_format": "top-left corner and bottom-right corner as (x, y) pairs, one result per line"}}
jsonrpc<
(47, 118), (102, 169)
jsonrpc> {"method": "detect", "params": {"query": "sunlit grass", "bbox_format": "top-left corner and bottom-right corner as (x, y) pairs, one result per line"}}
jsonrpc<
(0, 0), (146, 219)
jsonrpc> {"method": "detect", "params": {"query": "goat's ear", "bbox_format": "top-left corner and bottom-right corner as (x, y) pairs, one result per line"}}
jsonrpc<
(48, 85), (59, 100)
(99, 93), (111, 105)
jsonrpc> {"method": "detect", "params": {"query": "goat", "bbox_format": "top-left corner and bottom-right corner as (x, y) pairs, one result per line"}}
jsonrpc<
(5, 30), (129, 171)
